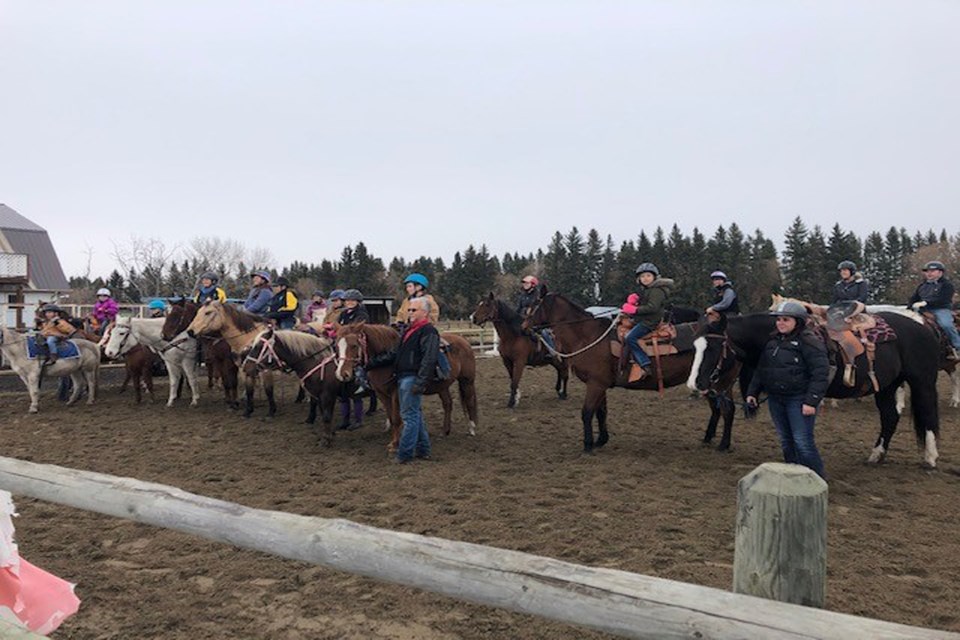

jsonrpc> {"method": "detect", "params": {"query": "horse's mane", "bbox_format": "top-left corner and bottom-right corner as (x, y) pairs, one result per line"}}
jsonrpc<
(339, 323), (400, 354)
(274, 330), (334, 360)
(219, 302), (266, 331)
(547, 293), (598, 320)
(495, 299), (525, 332)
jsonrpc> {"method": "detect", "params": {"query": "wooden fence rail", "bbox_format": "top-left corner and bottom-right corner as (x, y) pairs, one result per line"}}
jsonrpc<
(0, 457), (953, 639)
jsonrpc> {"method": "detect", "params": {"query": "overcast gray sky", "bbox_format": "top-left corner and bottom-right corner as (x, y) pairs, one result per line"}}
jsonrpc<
(2, 1), (959, 278)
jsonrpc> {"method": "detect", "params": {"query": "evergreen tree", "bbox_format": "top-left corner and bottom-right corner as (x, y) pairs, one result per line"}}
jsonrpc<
(584, 229), (604, 305)
(781, 217), (816, 299)
(863, 231), (888, 300)
(543, 232), (567, 293)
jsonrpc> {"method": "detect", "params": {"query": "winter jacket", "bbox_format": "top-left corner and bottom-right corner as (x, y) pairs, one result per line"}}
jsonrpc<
(631, 277), (674, 328)
(516, 289), (539, 317)
(368, 322), (440, 388)
(41, 317), (76, 339)
(92, 298), (119, 324)
(747, 326), (830, 407)
(265, 289), (299, 327)
(243, 286), (273, 314)
(711, 283), (740, 314)
(194, 286), (227, 304)
(339, 305), (370, 325)
(833, 274), (870, 304)
(303, 301), (327, 324)
(908, 277), (956, 310)
(395, 294), (440, 324)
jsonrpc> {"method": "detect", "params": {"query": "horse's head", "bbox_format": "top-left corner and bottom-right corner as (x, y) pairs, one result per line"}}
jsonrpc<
(162, 300), (196, 340)
(186, 300), (224, 338)
(523, 292), (559, 332)
(335, 324), (365, 382)
(687, 315), (738, 394)
(471, 292), (499, 326)
(103, 317), (135, 359)
(243, 327), (278, 375)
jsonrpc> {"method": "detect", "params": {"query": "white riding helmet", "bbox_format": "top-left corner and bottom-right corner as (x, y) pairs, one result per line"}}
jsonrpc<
(97, 288), (111, 297)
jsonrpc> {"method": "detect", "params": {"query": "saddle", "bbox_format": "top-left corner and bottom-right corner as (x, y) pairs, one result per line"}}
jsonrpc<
(920, 311), (960, 362)
(612, 318), (692, 384)
(821, 302), (894, 392)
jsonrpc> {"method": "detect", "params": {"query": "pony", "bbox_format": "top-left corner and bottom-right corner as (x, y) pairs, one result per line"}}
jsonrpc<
(697, 312), (941, 468)
(471, 293), (569, 407)
(162, 300), (240, 410)
(685, 321), (757, 451)
(116, 344), (160, 404)
(0, 328), (100, 413)
(184, 301), (277, 419)
(335, 323), (479, 451)
(522, 292), (699, 453)
(103, 316), (201, 407)
(244, 328), (345, 446)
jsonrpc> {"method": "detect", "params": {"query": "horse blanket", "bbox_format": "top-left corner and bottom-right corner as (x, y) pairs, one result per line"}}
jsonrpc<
(25, 337), (81, 360)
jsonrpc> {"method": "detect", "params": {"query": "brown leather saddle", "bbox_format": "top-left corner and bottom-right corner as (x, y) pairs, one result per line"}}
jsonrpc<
(822, 301), (896, 392)
(611, 318), (695, 383)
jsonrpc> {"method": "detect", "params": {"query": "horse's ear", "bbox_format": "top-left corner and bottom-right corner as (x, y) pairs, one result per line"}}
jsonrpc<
(488, 291), (495, 300)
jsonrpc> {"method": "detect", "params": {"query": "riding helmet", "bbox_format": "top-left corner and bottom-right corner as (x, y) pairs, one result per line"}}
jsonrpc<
(923, 261), (946, 272)
(635, 262), (660, 277)
(404, 273), (429, 288)
(343, 289), (364, 302)
(312, 289), (325, 298)
(41, 303), (63, 314)
(96, 287), (111, 297)
(147, 300), (166, 311)
(274, 276), (290, 287)
(770, 300), (809, 321)
(251, 270), (271, 282)
(522, 275), (539, 286)
(199, 271), (219, 283)
(837, 260), (857, 272)
(328, 289), (346, 301)
(710, 270), (728, 281)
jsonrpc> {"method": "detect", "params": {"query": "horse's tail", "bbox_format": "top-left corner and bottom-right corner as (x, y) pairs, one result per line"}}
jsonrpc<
(457, 375), (478, 425)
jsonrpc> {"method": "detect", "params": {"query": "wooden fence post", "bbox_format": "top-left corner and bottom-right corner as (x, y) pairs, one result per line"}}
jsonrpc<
(733, 462), (828, 607)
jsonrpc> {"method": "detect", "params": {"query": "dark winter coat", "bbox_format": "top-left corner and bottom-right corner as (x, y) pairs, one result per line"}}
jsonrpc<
(832, 274), (870, 304)
(631, 277), (674, 328)
(366, 323), (441, 388)
(908, 277), (956, 310)
(516, 289), (539, 317)
(338, 305), (370, 325)
(747, 325), (830, 407)
(711, 282), (740, 314)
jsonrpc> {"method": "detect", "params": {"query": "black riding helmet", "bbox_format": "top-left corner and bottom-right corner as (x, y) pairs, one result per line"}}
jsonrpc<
(343, 289), (363, 302)
(635, 262), (660, 278)
(837, 260), (857, 272)
(770, 300), (809, 327)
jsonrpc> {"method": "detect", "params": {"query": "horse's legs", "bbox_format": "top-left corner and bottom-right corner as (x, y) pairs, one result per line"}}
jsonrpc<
(183, 359), (200, 407)
(144, 366), (155, 402)
(389, 390), (401, 452)
(119, 368), (131, 394)
(263, 373), (277, 418)
(243, 372), (256, 418)
(595, 394), (609, 448)
(133, 367), (143, 403)
(895, 384), (907, 415)
(868, 385), (901, 464)
(438, 387), (453, 436)
(67, 371), (84, 405)
(305, 397), (317, 424)
(905, 372), (940, 468)
(580, 385), (606, 453)
(718, 393), (735, 451)
(223, 362), (239, 409)
(167, 364), (182, 407)
(366, 392), (378, 416)
(950, 371), (960, 408)
(25, 371), (40, 413)
(295, 386), (306, 404)
(703, 397), (720, 445)
(555, 361), (569, 400)
(502, 357), (519, 408)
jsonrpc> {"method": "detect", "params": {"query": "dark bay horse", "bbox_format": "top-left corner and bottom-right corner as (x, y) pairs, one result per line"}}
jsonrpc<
(245, 328), (344, 447)
(471, 293), (568, 407)
(335, 323), (479, 451)
(695, 312), (941, 468)
(523, 293), (698, 453)
(162, 300), (240, 410)
(185, 301), (277, 418)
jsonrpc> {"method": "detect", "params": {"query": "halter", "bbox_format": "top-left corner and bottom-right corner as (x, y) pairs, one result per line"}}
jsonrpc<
(338, 331), (369, 371)
(702, 332), (734, 386)
(245, 331), (338, 389)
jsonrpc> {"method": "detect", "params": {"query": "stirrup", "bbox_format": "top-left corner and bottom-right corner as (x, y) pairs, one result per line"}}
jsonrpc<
(842, 364), (856, 387)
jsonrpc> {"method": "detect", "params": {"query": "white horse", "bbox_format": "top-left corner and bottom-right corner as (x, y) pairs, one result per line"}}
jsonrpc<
(0, 328), (100, 413)
(103, 316), (200, 407)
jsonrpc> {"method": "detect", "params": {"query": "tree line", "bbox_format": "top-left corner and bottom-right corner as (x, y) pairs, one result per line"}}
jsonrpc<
(69, 218), (959, 319)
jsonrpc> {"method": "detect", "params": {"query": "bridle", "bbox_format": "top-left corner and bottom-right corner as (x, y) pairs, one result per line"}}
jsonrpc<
(108, 324), (136, 357)
(702, 332), (735, 387)
(245, 331), (338, 389)
(338, 331), (368, 373)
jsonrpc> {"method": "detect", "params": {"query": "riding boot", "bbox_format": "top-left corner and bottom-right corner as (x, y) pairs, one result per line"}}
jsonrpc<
(337, 400), (351, 430)
(44, 353), (58, 367)
(347, 398), (364, 431)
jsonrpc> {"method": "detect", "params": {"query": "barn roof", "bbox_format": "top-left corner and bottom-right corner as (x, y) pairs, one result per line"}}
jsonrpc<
(0, 204), (70, 291)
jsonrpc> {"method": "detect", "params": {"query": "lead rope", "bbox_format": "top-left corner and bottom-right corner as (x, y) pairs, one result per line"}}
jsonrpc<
(534, 314), (622, 360)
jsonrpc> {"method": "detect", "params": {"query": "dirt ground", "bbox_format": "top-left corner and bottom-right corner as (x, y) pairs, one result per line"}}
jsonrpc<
(0, 357), (959, 639)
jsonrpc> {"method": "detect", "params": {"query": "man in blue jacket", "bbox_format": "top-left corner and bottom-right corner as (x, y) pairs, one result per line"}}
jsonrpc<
(908, 260), (960, 359)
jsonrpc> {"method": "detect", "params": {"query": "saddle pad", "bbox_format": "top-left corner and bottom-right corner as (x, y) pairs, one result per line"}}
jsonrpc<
(864, 317), (896, 344)
(26, 337), (81, 360)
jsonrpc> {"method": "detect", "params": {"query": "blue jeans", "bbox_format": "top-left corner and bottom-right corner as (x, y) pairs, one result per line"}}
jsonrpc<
(46, 336), (59, 354)
(931, 308), (960, 350)
(397, 375), (431, 461)
(626, 323), (652, 367)
(767, 395), (826, 479)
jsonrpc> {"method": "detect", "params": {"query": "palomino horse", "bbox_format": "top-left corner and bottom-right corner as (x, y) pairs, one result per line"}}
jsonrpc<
(523, 293), (699, 453)
(162, 300), (240, 410)
(244, 328), (345, 447)
(103, 316), (200, 407)
(471, 293), (568, 407)
(184, 301), (276, 418)
(0, 328), (99, 413)
(335, 323), (479, 451)
(699, 312), (941, 468)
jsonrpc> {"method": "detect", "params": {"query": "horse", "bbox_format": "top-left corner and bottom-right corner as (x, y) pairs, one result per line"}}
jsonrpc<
(522, 293), (699, 453)
(162, 300), (240, 410)
(471, 293), (569, 407)
(244, 328), (345, 447)
(184, 301), (276, 418)
(0, 328), (100, 413)
(698, 311), (941, 468)
(116, 344), (160, 404)
(335, 323), (479, 451)
(103, 316), (201, 407)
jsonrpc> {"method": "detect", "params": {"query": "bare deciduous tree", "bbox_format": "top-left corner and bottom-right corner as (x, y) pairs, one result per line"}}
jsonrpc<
(110, 236), (180, 299)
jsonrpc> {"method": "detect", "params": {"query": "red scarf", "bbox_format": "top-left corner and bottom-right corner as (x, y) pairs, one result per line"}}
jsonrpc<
(402, 318), (430, 343)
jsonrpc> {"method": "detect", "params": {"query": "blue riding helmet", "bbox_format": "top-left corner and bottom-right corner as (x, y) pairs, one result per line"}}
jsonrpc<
(147, 300), (166, 311)
(404, 273), (429, 288)
(251, 270), (271, 282)
(328, 289), (346, 301)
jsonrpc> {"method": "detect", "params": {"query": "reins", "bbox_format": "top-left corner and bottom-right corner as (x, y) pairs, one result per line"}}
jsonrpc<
(534, 315), (621, 360)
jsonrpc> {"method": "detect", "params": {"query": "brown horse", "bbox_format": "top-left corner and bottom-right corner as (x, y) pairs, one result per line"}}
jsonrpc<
(162, 300), (240, 410)
(471, 293), (568, 407)
(523, 292), (698, 453)
(185, 301), (276, 418)
(335, 323), (479, 451)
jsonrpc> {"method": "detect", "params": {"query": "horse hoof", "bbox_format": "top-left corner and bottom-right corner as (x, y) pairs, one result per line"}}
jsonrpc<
(28, 407), (38, 414)
(468, 423), (477, 436)
(867, 446), (886, 464)
(581, 448), (595, 456)
(717, 445), (732, 453)
(558, 393), (567, 400)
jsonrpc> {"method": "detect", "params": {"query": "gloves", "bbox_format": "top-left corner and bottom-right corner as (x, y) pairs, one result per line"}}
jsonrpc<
(911, 301), (928, 311)
(626, 293), (640, 305)
(620, 303), (638, 315)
